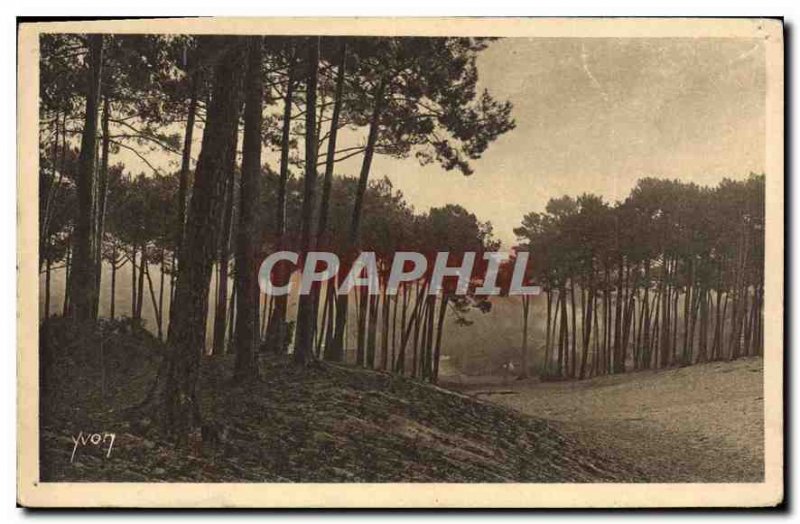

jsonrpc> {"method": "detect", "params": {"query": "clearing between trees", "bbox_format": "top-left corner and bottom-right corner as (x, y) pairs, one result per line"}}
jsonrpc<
(452, 357), (764, 482)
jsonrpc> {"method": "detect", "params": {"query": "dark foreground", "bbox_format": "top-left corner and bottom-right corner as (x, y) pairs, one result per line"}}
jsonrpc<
(39, 318), (645, 482)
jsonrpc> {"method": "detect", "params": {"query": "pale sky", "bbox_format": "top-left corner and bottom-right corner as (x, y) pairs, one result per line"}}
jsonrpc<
(114, 37), (767, 249)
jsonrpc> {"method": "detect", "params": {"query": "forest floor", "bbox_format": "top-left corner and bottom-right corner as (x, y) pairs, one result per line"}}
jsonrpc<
(450, 357), (764, 482)
(39, 318), (646, 482)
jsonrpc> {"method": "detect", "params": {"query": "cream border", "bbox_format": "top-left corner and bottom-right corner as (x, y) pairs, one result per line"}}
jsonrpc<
(17, 17), (784, 508)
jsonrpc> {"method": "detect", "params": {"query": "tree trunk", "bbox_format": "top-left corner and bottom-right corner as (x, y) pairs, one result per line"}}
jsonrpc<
(559, 287), (568, 377)
(68, 34), (103, 322)
(613, 259), (624, 373)
(319, 40), (348, 362)
(136, 245), (146, 321)
(380, 282), (391, 371)
(158, 254), (166, 339)
(391, 291), (399, 370)
(144, 261), (162, 340)
(92, 95), (111, 320)
(544, 289), (552, 376)
(160, 37), (245, 444)
(659, 260), (671, 367)
(44, 257), (52, 318)
(395, 284), (409, 374)
(110, 241), (117, 320)
(264, 43), (296, 354)
(130, 245), (137, 318)
(233, 36), (263, 380)
(366, 293), (379, 368)
(570, 281), (577, 377)
(175, 70), (199, 280)
(356, 287), (368, 365)
(682, 259), (693, 364)
(62, 245), (71, 316)
(329, 76), (387, 358)
(432, 294), (448, 383)
(211, 159), (236, 356)
(294, 37), (321, 366)
(423, 295), (436, 380)
(520, 295), (530, 379)
(579, 284), (594, 379)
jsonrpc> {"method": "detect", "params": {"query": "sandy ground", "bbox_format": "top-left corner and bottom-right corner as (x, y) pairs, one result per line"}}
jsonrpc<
(452, 358), (764, 482)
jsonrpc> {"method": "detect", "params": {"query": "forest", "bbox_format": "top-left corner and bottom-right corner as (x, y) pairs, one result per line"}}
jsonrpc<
(39, 33), (765, 448)
(515, 174), (765, 380)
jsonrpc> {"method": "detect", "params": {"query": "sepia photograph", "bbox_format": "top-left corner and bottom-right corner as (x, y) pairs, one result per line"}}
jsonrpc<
(17, 17), (784, 508)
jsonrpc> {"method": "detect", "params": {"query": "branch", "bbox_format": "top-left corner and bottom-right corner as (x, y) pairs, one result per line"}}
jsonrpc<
(110, 119), (184, 157)
(109, 140), (164, 176)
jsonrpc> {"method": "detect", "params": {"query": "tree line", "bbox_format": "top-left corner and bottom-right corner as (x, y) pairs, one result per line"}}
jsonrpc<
(514, 175), (765, 380)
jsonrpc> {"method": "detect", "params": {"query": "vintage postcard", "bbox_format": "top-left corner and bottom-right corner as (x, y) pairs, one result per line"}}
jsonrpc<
(17, 17), (784, 508)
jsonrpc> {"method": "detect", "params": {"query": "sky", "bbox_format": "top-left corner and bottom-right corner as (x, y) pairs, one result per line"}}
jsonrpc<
(115, 37), (767, 249)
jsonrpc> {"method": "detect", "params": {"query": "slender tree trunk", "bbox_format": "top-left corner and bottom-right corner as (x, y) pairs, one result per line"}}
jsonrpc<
(212, 160), (236, 356)
(579, 283), (594, 379)
(294, 37), (321, 365)
(544, 289), (552, 376)
(227, 285), (236, 351)
(40, 110), (60, 270)
(559, 287), (568, 377)
(136, 245), (146, 321)
(671, 276), (679, 362)
(264, 44), (296, 354)
(423, 295), (436, 380)
(110, 241), (117, 320)
(130, 245), (137, 318)
(391, 291), (399, 370)
(355, 286), (368, 365)
(174, 68), (199, 296)
(380, 282), (390, 370)
(520, 295), (530, 379)
(144, 261), (163, 340)
(44, 258), (52, 319)
(712, 288), (722, 360)
(395, 284), (409, 374)
(681, 259), (693, 364)
(612, 259), (624, 373)
(366, 293), (379, 368)
(330, 76), (387, 358)
(316, 40), (347, 362)
(92, 95), (111, 320)
(411, 283), (426, 378)
(641, 261), (651, 367)
(432, 294), (448, 383)
(232, 37), (263, 380)
(158, 255), (166, 339)
(316, 286), (331, 356)
(659, 259), (671, 367)
(592, 289), (600, 376)
(570, 281), (577, 377)
(621, 265), (636, 371)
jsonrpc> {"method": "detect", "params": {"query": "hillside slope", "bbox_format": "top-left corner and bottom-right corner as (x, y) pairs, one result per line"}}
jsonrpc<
(39, 319), (645, 483)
